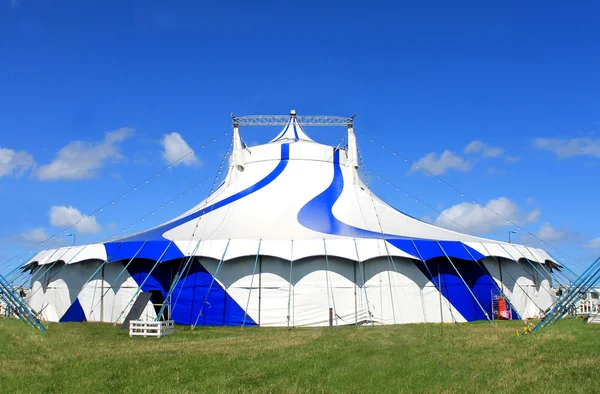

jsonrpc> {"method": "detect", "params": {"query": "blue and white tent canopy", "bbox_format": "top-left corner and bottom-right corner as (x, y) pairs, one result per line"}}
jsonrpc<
(25, 112), (557, 326)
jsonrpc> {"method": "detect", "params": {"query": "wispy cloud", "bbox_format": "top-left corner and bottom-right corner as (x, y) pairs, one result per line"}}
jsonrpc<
(464, 140), (520, 163)
(20, 227), (50, 244)
(532, 137), (600, 159)
(586, 237), (600, 249)
(160, 132), (201, 166)
(35, 127), (134, 181)
(0, 147), (36, 178)
(409, 151), (472, 175)
(533, 222), (581, 245)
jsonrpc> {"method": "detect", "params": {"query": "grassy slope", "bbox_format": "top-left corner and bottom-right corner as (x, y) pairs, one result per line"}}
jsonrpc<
(0, 319), (599, 393)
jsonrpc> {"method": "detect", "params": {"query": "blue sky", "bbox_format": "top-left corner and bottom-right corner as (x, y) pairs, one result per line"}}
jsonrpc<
(1, 0), (599, 274)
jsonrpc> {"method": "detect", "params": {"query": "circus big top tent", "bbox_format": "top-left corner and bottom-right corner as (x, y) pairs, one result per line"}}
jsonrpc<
(22, 111), (557, 327)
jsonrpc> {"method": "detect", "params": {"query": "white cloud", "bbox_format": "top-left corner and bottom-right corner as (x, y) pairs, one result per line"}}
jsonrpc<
(161, 132), (200, 166)
(586, 237), (600, 249)
(525, 209), (541, 223)
(20, 228), (49, 244)
(36, 127), (133, 181)
(435, 197), (539, 234)
(0, 147), (35, 178)
(464, 141), (503, 157)
(533, 137), (600, 159)
(535, 223), (567, 243)
(409, 151), (471, 175)
(587, 237), (600, 249)
(49, 205), (101, 234)
(533, 222), (580, 245)
(465, 140), (520, 163)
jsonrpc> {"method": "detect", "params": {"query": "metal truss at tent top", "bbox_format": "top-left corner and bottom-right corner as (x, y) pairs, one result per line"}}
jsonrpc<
(231, 112), (355, 127)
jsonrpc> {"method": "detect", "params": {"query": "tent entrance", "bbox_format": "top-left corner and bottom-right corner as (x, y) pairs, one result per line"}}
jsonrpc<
(149, 290), (170, 321)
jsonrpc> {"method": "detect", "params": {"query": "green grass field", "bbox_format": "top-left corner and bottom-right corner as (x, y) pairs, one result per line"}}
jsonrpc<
(0, 318), (598, 393)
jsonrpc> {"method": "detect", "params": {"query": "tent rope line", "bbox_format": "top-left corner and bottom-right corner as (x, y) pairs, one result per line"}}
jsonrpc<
(89, 241), (148, 319)
(1, 130), (230, 270)
(360, 162), (578, 286)
(192, 239), (231, 329)
(155, 239), (203, 322)
(355, 129), (584, 272)
(497, 244), (558, 301)
(113, 241), (174, 325)
(242, 239), (261, 328)
(437, 241), (493, 325)
(323, 239), (339, 326)
(354, 238), (375, 326)
(410, 239), (458, 325)
(470, 242), (525, 319)
(287, 240), (294, 327)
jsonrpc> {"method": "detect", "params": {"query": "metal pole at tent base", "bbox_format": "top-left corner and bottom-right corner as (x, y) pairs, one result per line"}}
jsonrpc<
(532, 255), (600, 333)
(242, 239), (261, 328)
(287, 240), (294, 328)
(539, 257), (600, 330)
(382, 241), (398, 324)
(113, 241), (173, 326)
(89, 241), (148, 319)
(323, 239), (338, 327)
(436, 242), (493, 326)
(192, 239), (231, 330)
(480, 244), (545, 316)
(462, 243), (520, 322)
(410, 240), (457, 325)
(0, 272), (46, 332)
(155, 240), (202, 322)
(354, 239), (374, 326)
(496, 243), (558, 304)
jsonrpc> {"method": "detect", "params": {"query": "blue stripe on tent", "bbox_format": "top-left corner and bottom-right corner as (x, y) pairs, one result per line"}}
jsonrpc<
(124, 259), (255, 326)
(170, 261), (256, 326)
(109, 143), (290, 243)
(297, 149), (484, 260)
(104, 240), (184, 263)
(412, 256), (517, 322)
(59, 298), (86, 322)
(272, 120), (293, 142)
(126, 260), (173, 295)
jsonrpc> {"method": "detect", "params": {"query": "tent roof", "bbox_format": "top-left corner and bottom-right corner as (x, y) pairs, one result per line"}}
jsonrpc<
(25, 114), (559, 268)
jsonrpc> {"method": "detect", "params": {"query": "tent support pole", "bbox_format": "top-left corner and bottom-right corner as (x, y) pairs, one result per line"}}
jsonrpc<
(90, 241), (148, 319)
(522, 245), (559, 290)
(114, 241), (172, 325)
(478, 244), (546, 315)
(100, 264), (105, 322)
(436, 242), (493, 325)
(323, 239), (338, 326)
(410, 240), (456, 324)
(192, 239), (231, 329)
(462, 243), (520, 321)
(287, 240), (294, 328)
(354, 239), (374, 326)
(497, 244), (557, 301)
(243, 239), (261, 328)
(382, 242), (397, 324)
(258, 255), (262, 326)
(353, 260), (357, 325)
(155, 240), (202, 322)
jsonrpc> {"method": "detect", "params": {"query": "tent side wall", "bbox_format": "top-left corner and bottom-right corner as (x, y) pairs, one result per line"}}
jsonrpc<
(27, 255), (552, 326)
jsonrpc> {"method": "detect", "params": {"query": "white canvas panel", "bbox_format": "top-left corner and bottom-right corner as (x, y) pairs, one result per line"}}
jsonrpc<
(465, 242), (513, 261)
